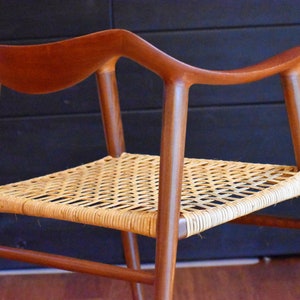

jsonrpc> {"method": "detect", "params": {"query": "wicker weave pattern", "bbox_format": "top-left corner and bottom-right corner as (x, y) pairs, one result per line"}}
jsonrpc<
(0, 152), (300, 237)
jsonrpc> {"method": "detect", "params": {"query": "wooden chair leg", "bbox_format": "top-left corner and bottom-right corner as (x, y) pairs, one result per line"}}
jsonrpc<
(121, 231), (145, 300)
(153, 82), (189, 300)
(154, 234), (179, 300)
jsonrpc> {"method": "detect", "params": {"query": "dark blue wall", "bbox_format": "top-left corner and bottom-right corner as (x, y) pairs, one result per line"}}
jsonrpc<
(1, 1), (300, 270)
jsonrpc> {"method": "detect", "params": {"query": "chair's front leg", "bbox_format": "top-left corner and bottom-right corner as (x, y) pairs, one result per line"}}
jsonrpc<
(281, 71), (300, 169)
(154, 81), (189, 300)
(154, 226), (180, 300)
(121, 231), (145, 300)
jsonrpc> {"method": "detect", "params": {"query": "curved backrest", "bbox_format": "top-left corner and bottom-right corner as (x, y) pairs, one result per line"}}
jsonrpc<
(1, 29), (300, 94)
(0, 30), (123, 94)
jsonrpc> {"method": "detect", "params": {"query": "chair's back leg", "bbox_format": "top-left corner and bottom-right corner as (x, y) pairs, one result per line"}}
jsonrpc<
(154, 82), (189, 300)
(122, 232), (145, 299)
(96, 68), (145, 300)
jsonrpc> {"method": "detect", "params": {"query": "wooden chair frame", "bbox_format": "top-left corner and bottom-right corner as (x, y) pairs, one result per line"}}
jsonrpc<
(1, 29), (300, 299)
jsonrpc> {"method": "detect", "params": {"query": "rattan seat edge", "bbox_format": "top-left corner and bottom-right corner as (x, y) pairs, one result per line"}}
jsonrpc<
(0, 152), (299, 238)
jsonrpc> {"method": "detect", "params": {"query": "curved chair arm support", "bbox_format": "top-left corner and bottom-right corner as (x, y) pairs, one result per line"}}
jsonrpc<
(1, 29), (300, 94)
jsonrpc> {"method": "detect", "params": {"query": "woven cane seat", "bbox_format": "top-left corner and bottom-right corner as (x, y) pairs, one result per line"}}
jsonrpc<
(1, 152), (300, 238)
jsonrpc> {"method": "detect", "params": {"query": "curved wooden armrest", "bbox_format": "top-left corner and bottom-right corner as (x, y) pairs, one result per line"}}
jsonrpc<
(1, 29), (300, 94)
(121, 30), (300, 85)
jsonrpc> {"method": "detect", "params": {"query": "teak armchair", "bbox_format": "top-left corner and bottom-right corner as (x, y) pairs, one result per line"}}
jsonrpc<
(1, 29), (300, 299)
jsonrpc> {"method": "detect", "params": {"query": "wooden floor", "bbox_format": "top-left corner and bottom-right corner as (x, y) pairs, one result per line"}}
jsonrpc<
(0, 256), (300, 299)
